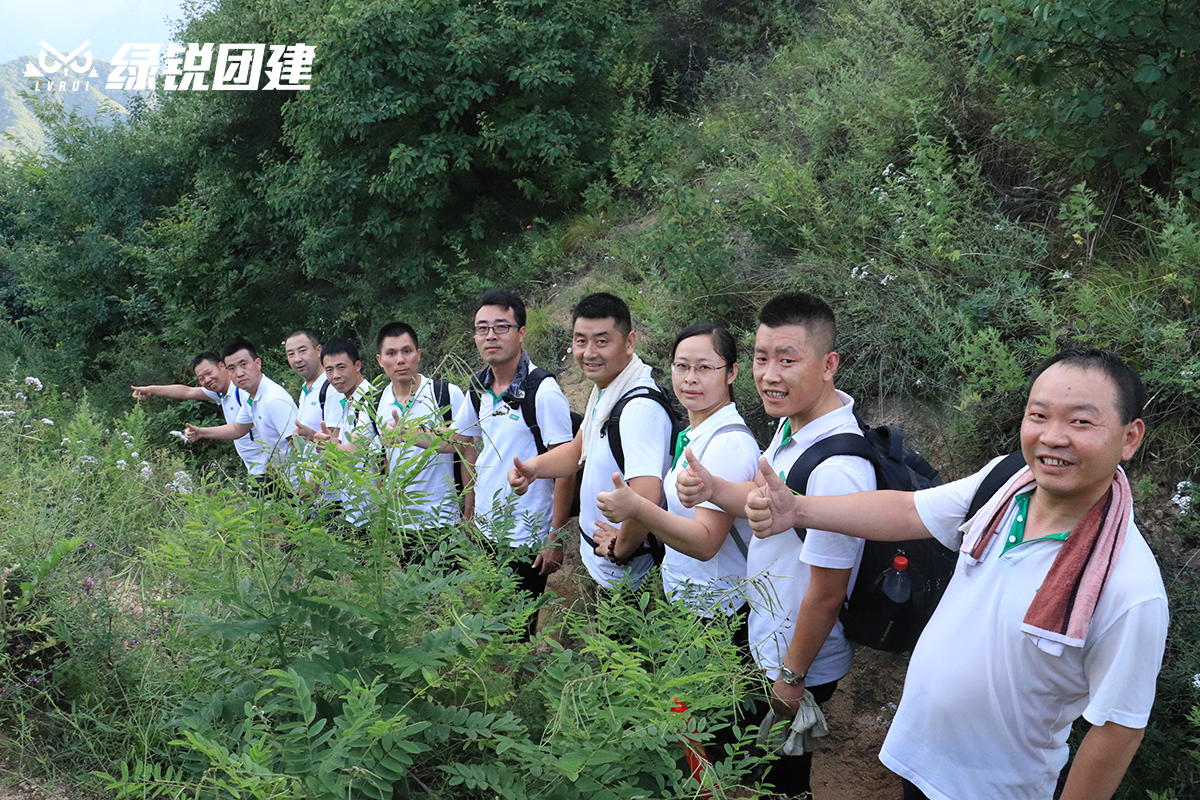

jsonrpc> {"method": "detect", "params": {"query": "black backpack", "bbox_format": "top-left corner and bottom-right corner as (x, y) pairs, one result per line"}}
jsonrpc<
(424, 378), (470, 494)
(469, 366), (584, 513)
(786, 426), (1025, 652)
(468, 367), (584, 455)
(580, 385), (688, 565)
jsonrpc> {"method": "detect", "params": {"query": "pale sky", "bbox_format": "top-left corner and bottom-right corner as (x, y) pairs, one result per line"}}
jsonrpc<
(0, 0), (189, 63)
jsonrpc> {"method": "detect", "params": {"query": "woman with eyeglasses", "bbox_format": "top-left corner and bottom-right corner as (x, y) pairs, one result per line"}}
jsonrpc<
(596, 322), (759, 620)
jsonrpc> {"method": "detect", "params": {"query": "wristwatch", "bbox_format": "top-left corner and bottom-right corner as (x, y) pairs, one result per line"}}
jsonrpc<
(779, 666), (806, 686)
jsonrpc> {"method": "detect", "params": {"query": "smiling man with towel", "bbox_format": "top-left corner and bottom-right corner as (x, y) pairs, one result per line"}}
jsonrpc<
(508, 292), (674, 590)
(744, 347), (1168, 800)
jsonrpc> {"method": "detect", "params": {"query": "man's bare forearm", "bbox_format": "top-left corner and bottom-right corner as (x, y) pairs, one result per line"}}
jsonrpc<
(196, 422), (252, 441)
(796, 490), (931, 542)
(528, 433), (583, 480)
(1060, 722), (1143, 800)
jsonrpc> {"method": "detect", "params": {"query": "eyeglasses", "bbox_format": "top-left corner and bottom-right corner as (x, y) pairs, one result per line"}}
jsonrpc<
(474, 324), (518, 336)
(670, 362), (730, 376)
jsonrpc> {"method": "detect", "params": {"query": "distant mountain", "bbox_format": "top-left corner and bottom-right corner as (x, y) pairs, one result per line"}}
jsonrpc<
(0, 58), (132, 158)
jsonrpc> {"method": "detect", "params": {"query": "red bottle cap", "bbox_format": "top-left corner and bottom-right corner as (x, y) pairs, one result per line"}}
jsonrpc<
(893, 555), (909, 571)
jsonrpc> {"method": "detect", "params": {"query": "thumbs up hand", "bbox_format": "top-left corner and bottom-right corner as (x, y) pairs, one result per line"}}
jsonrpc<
(382, 409), (404, 446)
(293, 419), (317, 442)
(675, 446), (713, 508)
(597, 471), (641, 524)
(312, 421), (334, 452)
(183, 422), (203, 443)
(747, 456), (796, 538)
(508, 455), (539, 496)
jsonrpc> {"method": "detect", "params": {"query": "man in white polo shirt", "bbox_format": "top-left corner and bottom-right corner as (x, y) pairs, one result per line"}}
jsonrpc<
(746, 347), (1168, 800)
(183, 338), (299, 492)
(675, 292), (874, 798)
(374, 321), (475, 533)
(285, 329), (328, 434)
(458, 290), (575, 638)
(307, 339), (380, 526)
(132, 351), (260, 477)
(508, 292), (673, 591)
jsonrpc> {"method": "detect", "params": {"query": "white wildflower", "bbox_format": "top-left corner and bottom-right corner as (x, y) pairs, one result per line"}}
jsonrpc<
(130, 452), (139, 459)
(883, 163), (893, 176)
(40, 418), (54, 426)
(0, 410), (14, 418)
(1193, 673), (1200, 690)
(1173, 481), (1195, 515)
(24, 377), (43, 391)
(116, 460), (127, 470)
(166, 471), (193, 495)
(880, 274), (897, 286)
(14, 392), (26, 401)
(139, 463), (153, 481)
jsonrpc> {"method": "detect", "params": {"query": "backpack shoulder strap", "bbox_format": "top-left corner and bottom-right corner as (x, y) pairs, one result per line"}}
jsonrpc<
(467, 367), (489, 418)
(600, 386), (672, 473)
(784, 433), (880, 496)
(367, 387), (382, 438)
(318, 380), (330, 421)
(783, 433), (880, 540)
(965, 451), (1026, 521)
(519, 367), (555, 454)
(431, 378), (453, 424)
(692, 422), (755, 462)
(693, 421), (756, 558)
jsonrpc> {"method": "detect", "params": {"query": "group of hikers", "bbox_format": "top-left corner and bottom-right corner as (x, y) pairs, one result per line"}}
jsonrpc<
(132, 288), (1168, 800)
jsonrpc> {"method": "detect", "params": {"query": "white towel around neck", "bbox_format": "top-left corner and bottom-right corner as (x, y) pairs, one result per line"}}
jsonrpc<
(579, 354), (650, 466)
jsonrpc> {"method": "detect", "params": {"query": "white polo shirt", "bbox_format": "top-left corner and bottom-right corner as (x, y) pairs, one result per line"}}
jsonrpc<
(296, 372), (329, 431)
(457, 364), (574, 546)
(376, 375), (469, 529)
(579, 367), (673, 589)
(201, 385), (259, 473)
(662, 402), (758, 618)
(880, 459), (1169, 800)
(745, 390), (873, 685)
(232, 375), (298, 475)
(321, 380), (381, 522)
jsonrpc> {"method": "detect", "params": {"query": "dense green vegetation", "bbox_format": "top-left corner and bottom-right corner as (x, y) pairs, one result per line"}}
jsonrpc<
(1, 0), (1199, 796)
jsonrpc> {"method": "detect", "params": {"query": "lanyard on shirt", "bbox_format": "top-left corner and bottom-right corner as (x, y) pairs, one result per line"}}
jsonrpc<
(671, 427), (692, 470)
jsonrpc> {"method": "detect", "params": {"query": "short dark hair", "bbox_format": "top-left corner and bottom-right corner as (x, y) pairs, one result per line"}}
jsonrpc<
(191, 351), (222, 370)
(672, 322), (738, 401)
(572, 292), (632, 338)
(475, 289), (526, 328)
(376, 321), (419, 351)
(1030, 347), (1148, 425)
(287, 329), (321, 348)
(758, 292), (836, 355)
(321, 338), (361, 364)
(220, 338), (259, 362)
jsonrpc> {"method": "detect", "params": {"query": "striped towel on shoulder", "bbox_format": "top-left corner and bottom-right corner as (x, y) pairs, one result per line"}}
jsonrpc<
(961, 466), (1132, 652)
